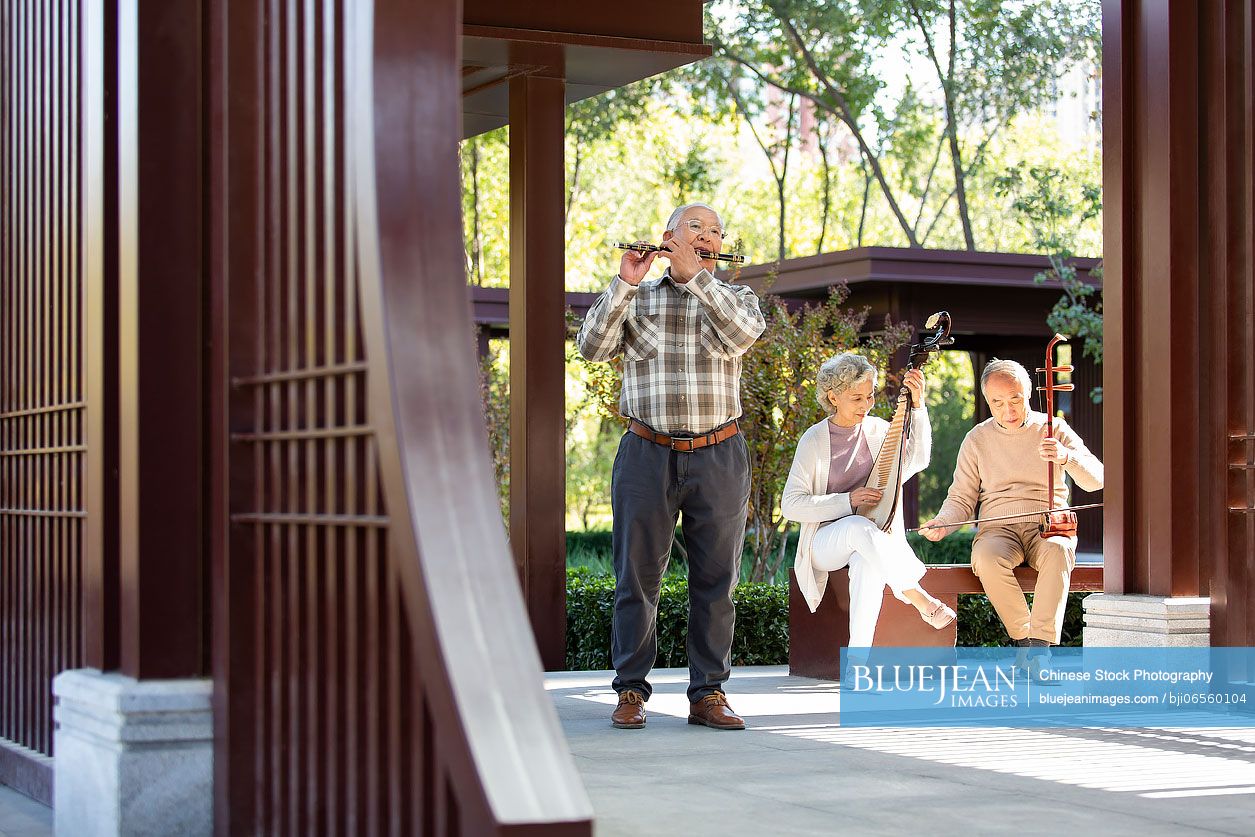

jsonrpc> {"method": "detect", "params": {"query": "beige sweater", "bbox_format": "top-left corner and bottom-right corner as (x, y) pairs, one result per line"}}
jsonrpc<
(933, 411), (1103, 530)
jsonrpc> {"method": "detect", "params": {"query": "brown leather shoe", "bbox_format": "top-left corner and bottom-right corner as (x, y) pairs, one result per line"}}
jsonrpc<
(611, 690), (646, 729)
(687, 692), (745, 730)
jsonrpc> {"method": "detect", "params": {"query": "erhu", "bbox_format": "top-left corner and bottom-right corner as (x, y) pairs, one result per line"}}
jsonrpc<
(855, 311), (955, 531)
(1038, 333), (1078, 538)
(613, 241), (747, 265)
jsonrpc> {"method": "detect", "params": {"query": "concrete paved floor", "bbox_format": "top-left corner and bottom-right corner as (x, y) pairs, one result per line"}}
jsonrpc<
(548, 666), (1255, 836)
(0, 784), (50, 837)
(5, 665), (1252, 835)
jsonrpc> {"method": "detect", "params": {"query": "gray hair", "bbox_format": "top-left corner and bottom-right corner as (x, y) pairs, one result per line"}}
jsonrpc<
(815, 353), (877, 416)
(980, 358), (1033, 396)
(666, 202), (722, 232)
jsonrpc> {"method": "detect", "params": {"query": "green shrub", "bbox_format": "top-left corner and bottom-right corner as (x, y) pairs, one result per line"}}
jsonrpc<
(564, 568), (789, 670)
(958, 591), (1090, 647)
(568, 528), (975, 583)
(566, 567), (1090, 670)
(566, 530), (690, 575)
(907, 529), (976, 564)
(731, 582), (791, 665)
(566, 568), (618, 671)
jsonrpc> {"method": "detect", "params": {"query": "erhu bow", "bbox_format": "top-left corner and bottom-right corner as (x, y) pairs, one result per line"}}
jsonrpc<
(855, 311), (955, 531)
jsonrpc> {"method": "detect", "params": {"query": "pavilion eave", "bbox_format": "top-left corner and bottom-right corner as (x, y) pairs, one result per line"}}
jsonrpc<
(461, 25), (711, 138)
(720, 246), (1103, 297)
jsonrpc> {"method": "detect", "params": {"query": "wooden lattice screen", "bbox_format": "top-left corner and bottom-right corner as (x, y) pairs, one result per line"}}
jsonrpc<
(0, 0), (100, 805)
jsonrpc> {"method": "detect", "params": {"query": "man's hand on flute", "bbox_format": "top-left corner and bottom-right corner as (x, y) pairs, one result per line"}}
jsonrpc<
(618, 240), (657, 286)
(658, 237), (704, 283)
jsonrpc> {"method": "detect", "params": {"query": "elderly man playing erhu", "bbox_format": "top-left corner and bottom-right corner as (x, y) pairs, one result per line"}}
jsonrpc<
(919, 359), (1103, 650)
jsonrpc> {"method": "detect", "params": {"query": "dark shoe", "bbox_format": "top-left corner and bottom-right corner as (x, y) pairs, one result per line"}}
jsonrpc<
(1011, 637), (1050, 647)
(611, 690), (646, 729)
(1012, 639), (1053, 683)
(687, 692), (746, 730)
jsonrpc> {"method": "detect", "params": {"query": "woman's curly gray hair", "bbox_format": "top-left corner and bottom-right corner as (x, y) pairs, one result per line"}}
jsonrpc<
(815, 353), (877, 416)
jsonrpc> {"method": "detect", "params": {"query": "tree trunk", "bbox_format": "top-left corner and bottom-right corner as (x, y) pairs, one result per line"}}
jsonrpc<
(816, 125), (831, 254)
(773, 15), (922, 247)
(469, 138), (484, 283)
(566, 140), (582, 220)
(775, 94), (796, 264)
(941, 0), (974, 249)
(857, 159), (871, 246)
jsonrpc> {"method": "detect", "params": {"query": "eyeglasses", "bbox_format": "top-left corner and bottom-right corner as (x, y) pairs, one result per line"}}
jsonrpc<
(681, 218), (726, 239)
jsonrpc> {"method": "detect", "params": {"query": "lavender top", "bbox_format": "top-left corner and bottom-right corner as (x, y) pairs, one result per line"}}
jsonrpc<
(826, 419), (873, 494)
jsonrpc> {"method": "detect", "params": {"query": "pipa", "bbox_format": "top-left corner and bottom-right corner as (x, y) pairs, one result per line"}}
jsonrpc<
(853, 311), (955, 531)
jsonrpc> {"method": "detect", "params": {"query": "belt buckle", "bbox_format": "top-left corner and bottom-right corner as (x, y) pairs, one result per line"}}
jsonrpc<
(669, 433), (695, 451)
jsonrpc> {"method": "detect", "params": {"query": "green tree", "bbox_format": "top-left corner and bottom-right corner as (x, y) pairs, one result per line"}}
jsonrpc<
(459, 127), (509, 285)
(566, 416), (620, 531)
(738, 283), (911, 580)
(708, 0), (1097, 249)
(566, 82), (654, 219)
(916, 350), (975, 519)
(994, 162), (1104, 401)
(478, 342), (511, 524)
(690, 60), (800, 263)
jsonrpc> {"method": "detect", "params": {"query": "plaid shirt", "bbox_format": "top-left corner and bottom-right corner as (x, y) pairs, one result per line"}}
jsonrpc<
(576, 269), (765, 434)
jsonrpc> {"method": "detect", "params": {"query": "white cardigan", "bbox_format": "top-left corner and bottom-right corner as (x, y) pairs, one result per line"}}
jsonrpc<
(781, 409), (931, 612)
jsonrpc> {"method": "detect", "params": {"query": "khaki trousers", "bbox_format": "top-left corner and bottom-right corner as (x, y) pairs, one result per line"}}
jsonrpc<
(970, 521), (1076, 644)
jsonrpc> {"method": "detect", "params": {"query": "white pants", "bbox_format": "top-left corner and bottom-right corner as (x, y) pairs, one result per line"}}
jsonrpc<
(811, 515), (928, 648)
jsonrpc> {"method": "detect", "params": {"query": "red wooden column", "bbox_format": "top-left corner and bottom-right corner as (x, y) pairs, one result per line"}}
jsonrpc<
(509, 63), (568, 670)
(1103, 1), (1255, 642)
(116, 0), (205, 678)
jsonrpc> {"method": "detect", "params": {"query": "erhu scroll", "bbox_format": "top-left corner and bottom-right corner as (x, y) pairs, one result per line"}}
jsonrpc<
(855, 312), (955, 531)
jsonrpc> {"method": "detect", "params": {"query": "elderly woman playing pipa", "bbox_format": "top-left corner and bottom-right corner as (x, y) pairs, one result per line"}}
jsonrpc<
(781, 353), (955, 649)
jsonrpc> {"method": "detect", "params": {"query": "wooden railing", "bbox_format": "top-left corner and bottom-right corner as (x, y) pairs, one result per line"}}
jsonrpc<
(210, 1), (592, 833)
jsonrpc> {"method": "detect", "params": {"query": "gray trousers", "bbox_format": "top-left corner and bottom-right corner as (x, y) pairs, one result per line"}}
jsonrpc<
(610, 430), (751, 703)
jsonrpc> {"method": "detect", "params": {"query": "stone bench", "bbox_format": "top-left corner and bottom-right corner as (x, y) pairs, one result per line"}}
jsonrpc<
(788, 564), (1104, 680)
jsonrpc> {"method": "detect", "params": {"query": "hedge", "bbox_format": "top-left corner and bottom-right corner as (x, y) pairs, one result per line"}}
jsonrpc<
(566, 568), (789, 671)
(570, 527), (976, 565)
(907, 529), (977, 564)
(564, 566), (1088, 671)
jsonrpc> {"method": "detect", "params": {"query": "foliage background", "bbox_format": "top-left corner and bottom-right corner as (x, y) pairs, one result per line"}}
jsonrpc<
(467, 1), (1106, 659)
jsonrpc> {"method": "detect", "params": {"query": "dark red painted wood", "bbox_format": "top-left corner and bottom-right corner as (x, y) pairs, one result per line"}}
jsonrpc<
(0, 0), (95, 805)
(508, 66), (570, 671)
(789, 566), (1104, 680)
(210, 0), (593, 832)
(1103, 0), (1255, 647)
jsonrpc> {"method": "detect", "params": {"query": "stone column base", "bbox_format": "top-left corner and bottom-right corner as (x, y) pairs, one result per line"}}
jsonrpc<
(1082, 594), (1211, 646)
(53, 670), (212, 837)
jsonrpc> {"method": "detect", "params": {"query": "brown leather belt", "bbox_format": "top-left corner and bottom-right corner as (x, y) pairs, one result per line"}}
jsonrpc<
(628, 419), (740, 452)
